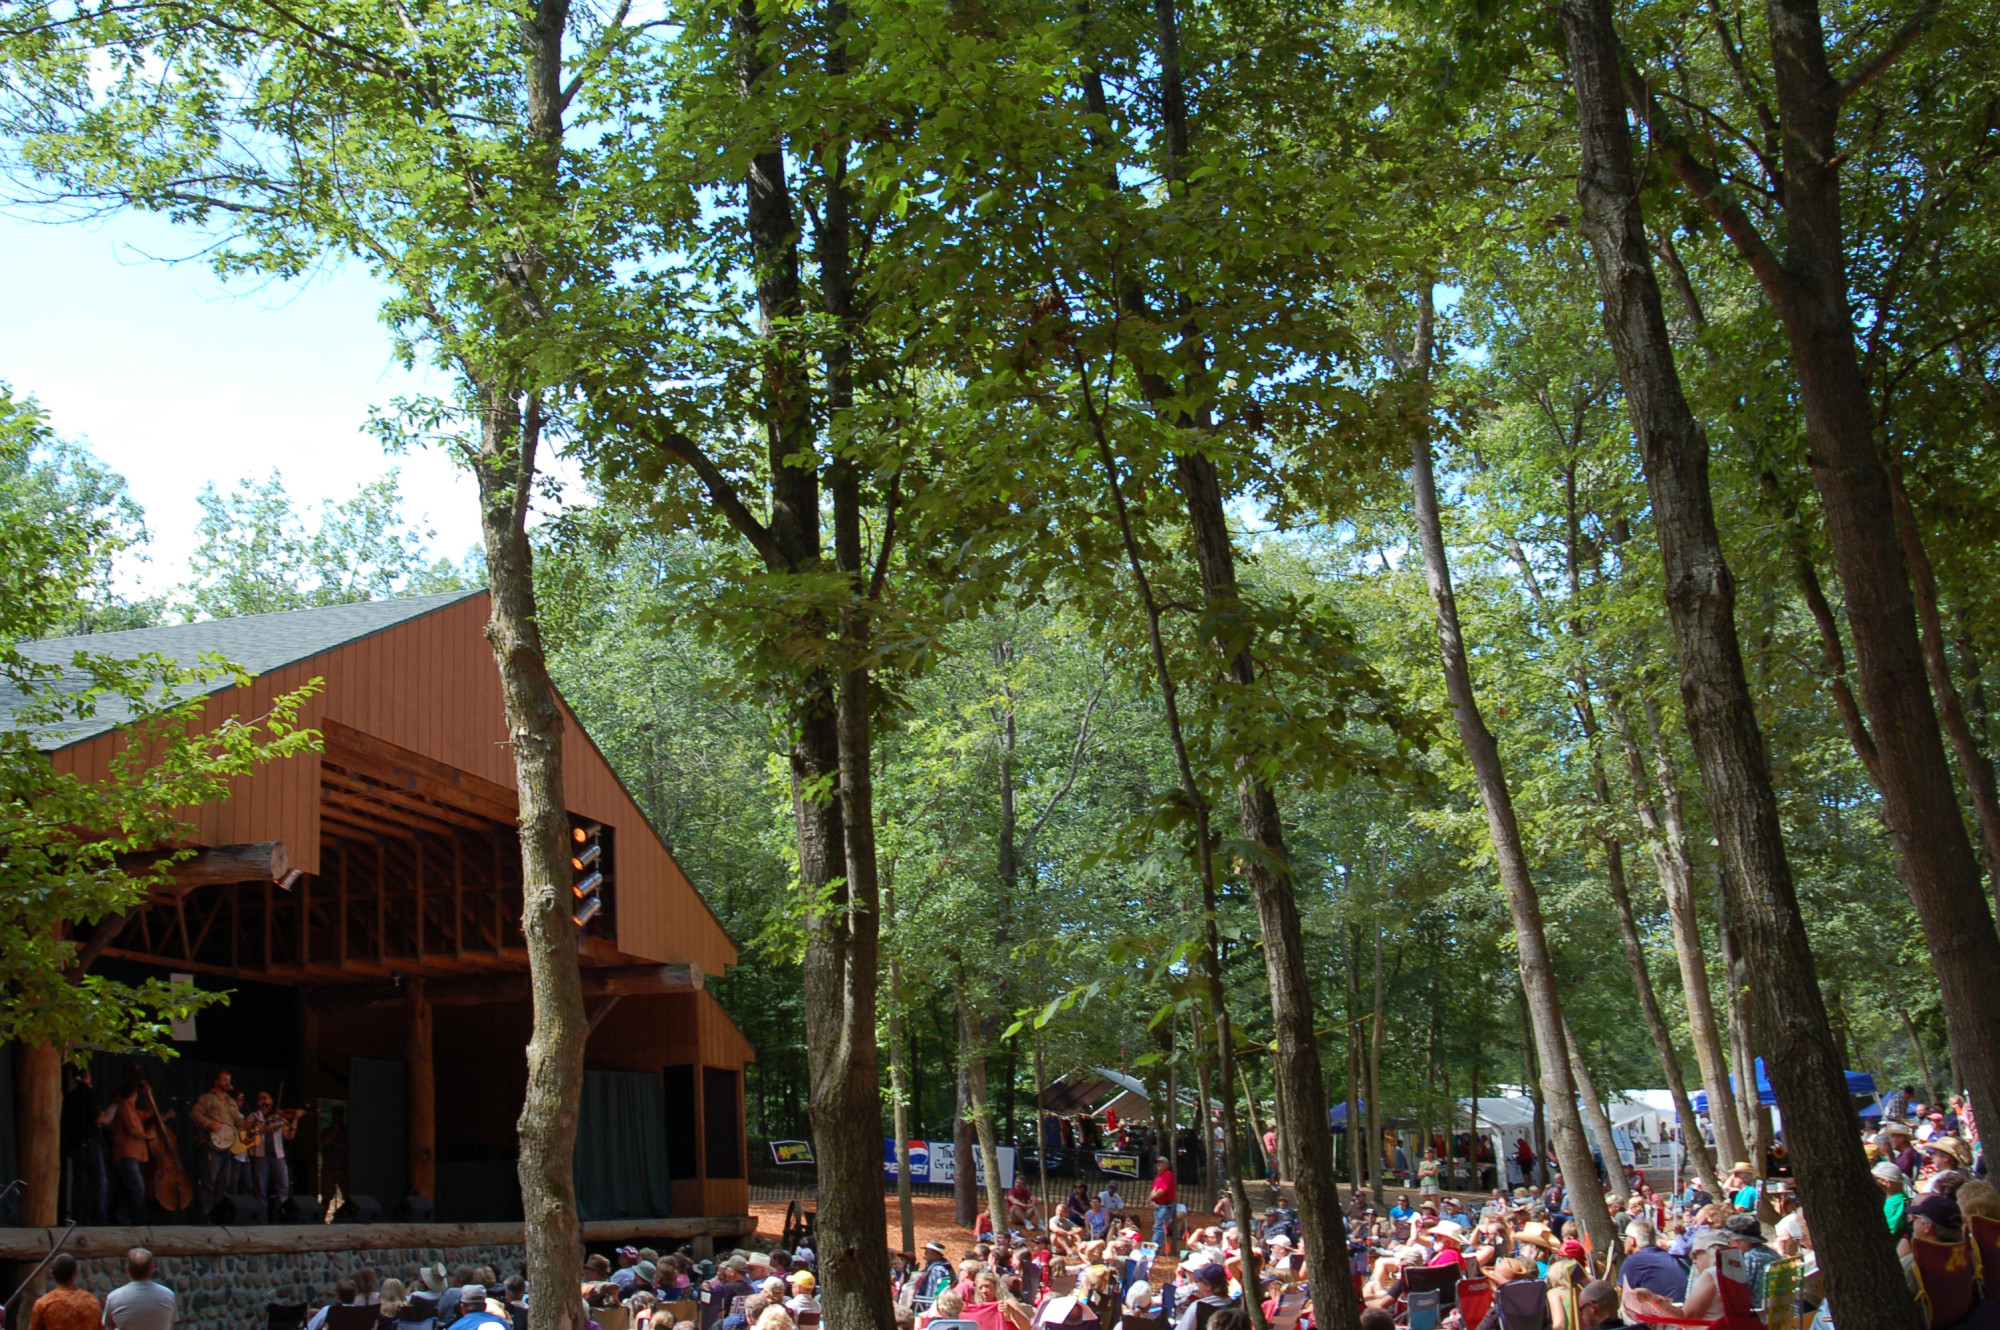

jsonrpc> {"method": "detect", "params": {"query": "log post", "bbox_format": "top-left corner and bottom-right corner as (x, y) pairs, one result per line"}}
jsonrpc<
(407, 978), (435, 1202)
(16, 1043), (62, 1226)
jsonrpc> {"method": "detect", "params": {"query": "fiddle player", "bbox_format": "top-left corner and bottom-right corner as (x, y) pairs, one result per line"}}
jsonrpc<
(247, 1090), (298, 1218)
(106, 1083), (160, 1226)
(189, 1070), (245, 1218)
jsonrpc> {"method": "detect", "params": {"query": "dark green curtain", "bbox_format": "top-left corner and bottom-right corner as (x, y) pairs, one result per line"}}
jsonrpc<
(0, 1044), (16, 1224)
(348, 1056), (408, 1205)
(573, 1069), (673, 1220)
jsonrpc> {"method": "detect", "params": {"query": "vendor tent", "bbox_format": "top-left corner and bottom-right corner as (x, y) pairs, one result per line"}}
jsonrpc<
(1689, 1059), (1877, 1111)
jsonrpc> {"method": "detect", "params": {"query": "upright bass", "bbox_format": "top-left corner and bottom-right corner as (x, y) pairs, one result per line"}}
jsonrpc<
(136, 1075), (195, 1212)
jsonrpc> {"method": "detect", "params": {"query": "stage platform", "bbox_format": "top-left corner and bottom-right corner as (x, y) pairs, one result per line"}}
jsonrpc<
(0, 1214), (757, 1260)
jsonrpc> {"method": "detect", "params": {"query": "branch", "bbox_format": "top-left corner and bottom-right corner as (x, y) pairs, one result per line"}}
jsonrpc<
(1023, 673), (1112, 853)
(1836, 1), (1941, 105)
(651, 430), (785, 568)
(868, 470), (903, 603)
(1621, 48), (1791, 304)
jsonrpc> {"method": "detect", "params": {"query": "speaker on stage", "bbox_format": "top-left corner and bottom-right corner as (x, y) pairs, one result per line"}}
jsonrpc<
(213, 1193), (270, 1225)
(276, 1195), (315, 1223)
(394, 1195), (434, 1223)
(337, 1194), (384, 1224)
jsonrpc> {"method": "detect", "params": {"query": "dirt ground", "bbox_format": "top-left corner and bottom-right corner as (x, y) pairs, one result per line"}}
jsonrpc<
(747, 1195), (1228, 1263)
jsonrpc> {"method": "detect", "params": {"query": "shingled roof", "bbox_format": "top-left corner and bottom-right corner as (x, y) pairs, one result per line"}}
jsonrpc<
(4, 588), (485, 751)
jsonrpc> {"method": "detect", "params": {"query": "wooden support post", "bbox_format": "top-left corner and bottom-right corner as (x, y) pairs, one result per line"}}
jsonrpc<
(375, 840), (386, 965)
(15, 1044), (61, 1228)
(414, 836), (425, 959)
(263, 881), (273, 971)
(407, 977), (435, 1202)
(491, 835), (504, 956)
(453, 836), (465, 961)
(338, 845), (349, 967)
(297, 869), (309, 967)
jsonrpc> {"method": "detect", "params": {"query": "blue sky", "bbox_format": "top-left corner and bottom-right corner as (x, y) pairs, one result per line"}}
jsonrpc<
(0, 207), (485, 595)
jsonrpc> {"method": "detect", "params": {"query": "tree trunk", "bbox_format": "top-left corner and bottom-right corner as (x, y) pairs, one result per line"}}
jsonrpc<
(1078, 363), (1270, 1330)
(1367, 915), (1386, 1209)
(1602, 835), (1720, 1197)
(1614, 693), (1750, 1171)
(476, 384), (586, 1330)
(1564, 1014), (1627, 1204)
(970, 1046), (1007, 1238)
(1900, 1010), (1938, 1106)
(954, 1006), (977, 1229)
(1033, 1030), (1051, 1218)
(407, 978), (435, 1202)
(1887, 462), (2000, 887)
(1713, 868), (1761, 1168)
(16, 1043), (60, 1228)
(1406, 285), (1616, 1256)
(1639, 0), (2000, 1130)
(1559, 2), (1917, 1317)
(1518, 993), (1549, 1191)
(1344, 937), (1363, 1196)
(811, 61), (896, 1329)
(1135, 4), (1351, 1315)
(888, 884), (916, 1257)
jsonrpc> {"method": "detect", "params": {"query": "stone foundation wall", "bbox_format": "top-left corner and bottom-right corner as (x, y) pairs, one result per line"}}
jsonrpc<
(70, 1244), (525, 1330)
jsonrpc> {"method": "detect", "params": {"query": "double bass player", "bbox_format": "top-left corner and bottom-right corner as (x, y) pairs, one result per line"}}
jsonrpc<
(105, 1083), (162, 1226)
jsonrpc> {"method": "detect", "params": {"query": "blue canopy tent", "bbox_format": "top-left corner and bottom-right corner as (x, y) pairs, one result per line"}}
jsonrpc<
(1328, 1100), (1367, 1133)
(1690, 1059), (1877, 1112)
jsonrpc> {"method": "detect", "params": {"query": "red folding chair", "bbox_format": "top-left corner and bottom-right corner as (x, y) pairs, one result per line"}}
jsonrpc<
(1914, 1235), (1979, 1329)
(1971, 1215), (2000, 1288)
(1455, 1276), (1493, 1329)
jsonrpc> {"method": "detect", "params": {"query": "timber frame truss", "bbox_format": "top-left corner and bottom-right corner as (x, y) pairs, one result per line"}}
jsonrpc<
(81, 719), (619, 985)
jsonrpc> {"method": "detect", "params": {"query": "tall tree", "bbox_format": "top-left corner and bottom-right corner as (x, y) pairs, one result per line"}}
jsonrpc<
(1403, 285), (1617, 1257)
(1559, 0), (1916, 1315)
(1627, 0), (2000, 1119)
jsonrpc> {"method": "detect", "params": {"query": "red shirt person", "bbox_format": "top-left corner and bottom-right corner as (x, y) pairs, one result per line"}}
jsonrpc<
(1150, 1159), (1178, 1249)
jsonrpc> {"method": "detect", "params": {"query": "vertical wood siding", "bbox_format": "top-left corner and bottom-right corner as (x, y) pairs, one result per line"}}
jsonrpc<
(48, 593), (736, 977)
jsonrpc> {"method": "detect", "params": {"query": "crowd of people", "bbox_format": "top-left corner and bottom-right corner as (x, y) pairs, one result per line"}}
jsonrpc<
(23, 1098), (1994, 1330)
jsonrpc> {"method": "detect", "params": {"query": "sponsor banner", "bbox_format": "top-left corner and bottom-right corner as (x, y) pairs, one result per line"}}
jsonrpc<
(884, 1139), (1016, 1189)
(1094, 1152), (1140, 1179)
(884, 1139), (934, 1182)
(771, 1139), (816, 1165)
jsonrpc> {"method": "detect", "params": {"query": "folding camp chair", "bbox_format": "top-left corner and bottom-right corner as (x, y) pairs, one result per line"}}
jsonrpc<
(1405, 1290), (1441, 1330)
(327, 1306), (379, 1330)
(267, 1303), (310, 1330)
(1491, 1279), (1550, 1330)
(1397, 1264), (1458, 1318)
(1455, 1276), (1494, 1329)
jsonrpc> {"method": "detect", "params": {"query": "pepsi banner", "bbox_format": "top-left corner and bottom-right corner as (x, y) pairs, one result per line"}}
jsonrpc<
(884, 1139), (1016, 1189)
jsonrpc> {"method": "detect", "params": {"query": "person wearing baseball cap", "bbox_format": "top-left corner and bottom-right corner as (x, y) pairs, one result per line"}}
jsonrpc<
(1173, 1263), (1231, 1330)
(784, 1270), (820, 1318)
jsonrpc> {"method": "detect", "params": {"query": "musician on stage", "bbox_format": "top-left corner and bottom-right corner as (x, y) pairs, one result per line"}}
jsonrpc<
(248, 1089), (299, 1217)
(106, 1083), (161, 1226)
(189, 1070), (246, 1217)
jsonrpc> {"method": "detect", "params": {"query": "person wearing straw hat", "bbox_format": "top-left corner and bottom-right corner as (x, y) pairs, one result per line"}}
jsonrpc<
(1925, 1136), (1972, 1174)
(1424, 1221), (1469, 1274)
(1882, 1121), (1921, 1176)
(1724, 1162), (1759, 1212)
